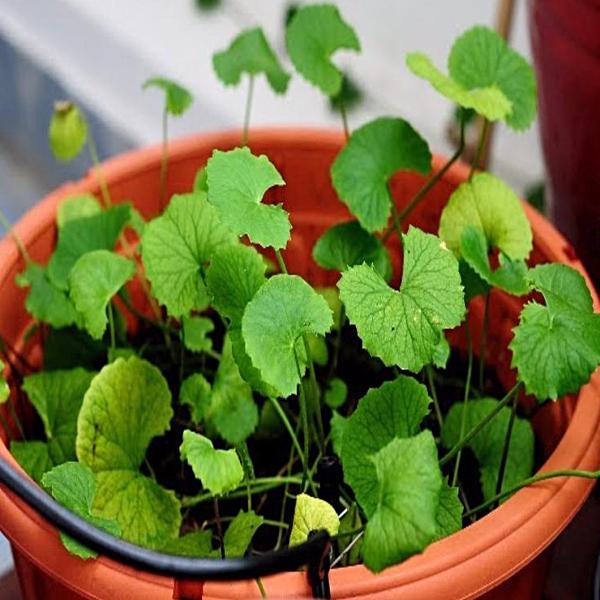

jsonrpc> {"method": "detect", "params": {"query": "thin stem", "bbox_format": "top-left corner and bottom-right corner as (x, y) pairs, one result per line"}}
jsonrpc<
(479, 291), (491, 391)
(255, 578), (267, 599)
(107, 302), (116, 350)
(0, 208), (31, 264)
(275, 431), (299, 550)
(469, 119), (490, 179)
(465, 469), (600, 519)
(389, 195), (404, 243)
(87, 132), (112, 208)
(425, 365), (443, 429)
(213, 497), (225, 559)
(330, 531), (364, 568)
(302, 335), (324, 451)
(452, 322), (473, 487)
(242, 75), (255, 146)
(275, 250), (288, 274)
(339, 98), (350, 140)
(383, 115), (466, 239)
(327, 304), (345, 382)
(262, 519), (289, 530)
(294, 350), (311, 489)
(236, 441), (255, 511)
(159, 106), (169, 212)
(440, 382), (522, 467)
(268, 397), (307, 476)
(494, 388), (518, 500)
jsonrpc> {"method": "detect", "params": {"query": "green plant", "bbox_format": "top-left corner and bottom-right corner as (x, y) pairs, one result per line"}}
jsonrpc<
(2, 2), (600, 586)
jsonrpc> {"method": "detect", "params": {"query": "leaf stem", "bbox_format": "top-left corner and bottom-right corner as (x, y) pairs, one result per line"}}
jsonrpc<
(389, 192), (404, 244)
(383, 114), (466, 239)
(242, 75), (255, 146)
(339, 97), (351, 140)
(159, 106), (169, 212)
(294, 350), (312, 488)
(425, 365), (443, 429)
(213, 497), (225, 559)
(302, 335), (324, 452)
(479, 291), (491, 391)
(86, 131), (112, 208)
(469, 118), (490, 179)
(275, 250), (288, 274)
(255, 578), (267, 599)
(236, 441), (255, 511)
(464, 469), (600, 519)
(107, 302), (117, 351)
(452, 322), (473, 486)
(327, 304), (346, 382)
(0, 207), (31, 264)
(494, 386), (518, 501)
(440, 382), (522, 467)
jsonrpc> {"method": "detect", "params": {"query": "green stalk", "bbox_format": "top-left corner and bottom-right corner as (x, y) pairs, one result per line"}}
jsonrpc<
(255, 578), (267, 599)
(159, 105), (169, 212)
(242, 74), (255, 146)
(425, 365), (443, 429)
(0, 209), (31, 264)
(452, 322), (473, 486)
(275, 249), (288, 274)
(465, 469), (600, 518)
(107, 302), (117, 351)
(327, 304), (346, 382)
(494, 388), (518, 500)
(469, 118), (490, 179)
(294, 350), (311, 488)
(339, 97), (350, 140)
(213, 497), (225, 559)
(389, 192), (404, 244)
(440, 382), (522, 467)
(86, 131), (112, 208)
(236, 441), (255, 511)
(383, 114), (466, 241)
(268, 396), (308, 477)
(302, 335), (324, 451)
(479, 291), (491, 391)
(275, 437), (298, 550)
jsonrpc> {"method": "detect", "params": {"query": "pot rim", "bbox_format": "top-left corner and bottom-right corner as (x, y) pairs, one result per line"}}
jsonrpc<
(0, 128), (599, 599)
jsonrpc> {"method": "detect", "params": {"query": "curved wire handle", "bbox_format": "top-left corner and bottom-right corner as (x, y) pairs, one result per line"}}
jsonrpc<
(0, 457), (331, 592)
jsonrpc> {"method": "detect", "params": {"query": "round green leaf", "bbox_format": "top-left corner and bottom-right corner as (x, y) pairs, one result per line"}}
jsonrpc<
(242, 274), (333, 398)
(182, 316), (214, 353)
(143, 77), (194, 116)
(179, 373), (212, 424)
(289, 494), (340, 545)
(340, 375), (431, 516)
(48, 101), (88, 161)
(331, 117), (431, 232)
(213, 28), (290, 94)
(285, 4), (360, 96)
(206, 147), (289, 249)
(338, 227), (465, 372)
(324, 378), (348, 409)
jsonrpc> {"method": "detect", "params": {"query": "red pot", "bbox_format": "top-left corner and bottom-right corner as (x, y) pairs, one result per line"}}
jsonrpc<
(0, 129), (599, 599)
(528, 0), (600, 284)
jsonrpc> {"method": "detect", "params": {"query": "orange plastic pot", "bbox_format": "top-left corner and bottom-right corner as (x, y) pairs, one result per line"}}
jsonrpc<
(0, 129), (599, 600)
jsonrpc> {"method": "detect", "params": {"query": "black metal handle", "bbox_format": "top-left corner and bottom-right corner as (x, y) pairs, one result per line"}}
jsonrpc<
(0, 456), (331, 595)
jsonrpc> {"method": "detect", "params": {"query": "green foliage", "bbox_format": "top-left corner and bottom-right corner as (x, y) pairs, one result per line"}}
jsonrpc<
(141, 192), (236, 317)
(329, 72), (363, 113)
(337, 504), (362, 566)
(340, 375), (431, 516)
(313, 220), (391, 280)
(48, 102), (88, 161)
(16, 263), (81, 328)
(435, 481), (463, 540)
(180, 430), (244, 496)
(442, 397), (534, 500)
(42, 462), (120, 559)
(338, 227), (464, 372)
(330, 411), (347, 457)
(206, 147), (289, 249)
(289, 493), (340, 545)
(0, 360), (8, 404)
(449, 26), (537, 130)
(362, 431), (442, 572)
(69, 250), (135, 340)
(406, 52), (511, 122)
(143, 77), (194, 116)
(324, 377), (347, 409)
(242, 275), (333, 397)
(213, 28), (290, 94)
(286, 4), (360, 96)
(158, 530), (213, 557)
(57, 195), (101, 227)
(182, 316), (214, 353)
(331, 118), (431, 232)
(222, 510), (264, 557)
(48, 204), (131, 290)
(179, 373), (212, 423)
(511, 264), (600, 400)
(76, 357), (180, 546)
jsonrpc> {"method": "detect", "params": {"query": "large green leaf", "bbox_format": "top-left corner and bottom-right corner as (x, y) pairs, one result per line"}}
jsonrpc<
(439, 173), (532, 261)
(11, 441), (52, 483)
(242, 274), (333, 397)
(362, 431), (443, 573)
(48, 204), (131, 290)
(441, 397), (534, 500)
(180, 430), (244, 496)
(42, 462), (120, 559)
(313, 220), (391, 280)
(289, 494), (340, 545)
(206, 244), (266, 324)
(76, 357), (180, 546)
(406, 52), (511, 122)
(331, 118), (431, 232)
(511, 264), (600, 400)
(206, 147), (289, 249)
(449, 26), (537, 131)
(340, 375), (431, 516)
(143, 77), (194, 116)
(338, 227), (464, 372)
(16, 263), (81, 328)
(141, 192), (236, 317)
(222, 510), (264, 557)
(69, 250), (135, 340)
(213, 28), (290, 94)
(285, 4), (360, 96)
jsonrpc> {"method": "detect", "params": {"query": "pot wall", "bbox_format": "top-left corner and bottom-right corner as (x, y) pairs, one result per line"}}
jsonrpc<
(0, 129), (599, 599)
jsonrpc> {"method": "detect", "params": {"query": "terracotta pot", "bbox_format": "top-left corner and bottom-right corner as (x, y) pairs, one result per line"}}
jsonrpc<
(528, 0), (600, 285)
(0, 129), (599, 600)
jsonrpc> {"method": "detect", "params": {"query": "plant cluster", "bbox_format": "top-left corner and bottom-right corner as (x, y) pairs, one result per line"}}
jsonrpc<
(2, 2), (600, 585)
